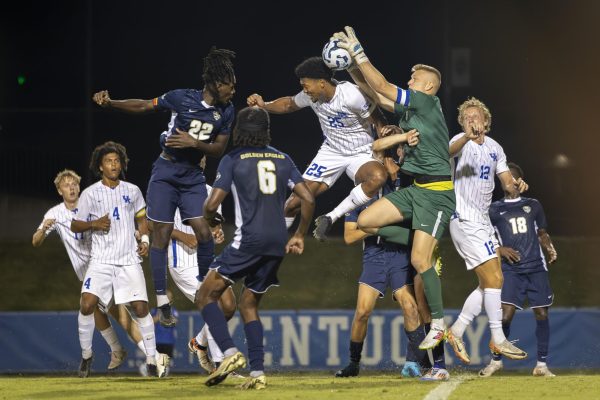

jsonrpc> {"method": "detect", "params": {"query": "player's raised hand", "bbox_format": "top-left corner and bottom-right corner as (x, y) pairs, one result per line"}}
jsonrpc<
(380, 125), (402, 137)
(41, 218), (56, 231)
(247, 94), (265, 108)
(285, 235), (305, 255)
(498, 246), (521, 264)
(165, 128), (198, 148)
(92, 214), (111, 232)
(514, 177), (529, 193)
(406, 129), (420, 146)
(464, 120), (481, 140)
(93, 90), (111, 107)
(211, 226), (225, 244)
(332, 26), (368, 64)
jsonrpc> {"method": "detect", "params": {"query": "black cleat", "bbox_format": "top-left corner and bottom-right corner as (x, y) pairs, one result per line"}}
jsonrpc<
(158, 303), (177, 327)
(78, 355), (93, 378)
(335, 361), (360, 377)
(313, 215), (333, 242)
(146, 363), (158, 377)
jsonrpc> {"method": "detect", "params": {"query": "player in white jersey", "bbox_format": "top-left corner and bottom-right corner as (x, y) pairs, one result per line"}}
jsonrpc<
(445, 98), (529, 364)
(71, 141), (168, 378)
(32, 169), (130, 372)
(247, 57), (418, 241)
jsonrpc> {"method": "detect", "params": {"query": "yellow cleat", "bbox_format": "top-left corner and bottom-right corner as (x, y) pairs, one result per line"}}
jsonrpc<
(238, 374), (267, 390)
(446, 330), (470, 364)
(205, 351), (247, 387)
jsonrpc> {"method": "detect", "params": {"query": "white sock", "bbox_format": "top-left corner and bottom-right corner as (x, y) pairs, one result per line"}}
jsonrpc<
(156, 294), (169, 307)
(196, 325), (209, 347)
(134, 313), (157, 362)
(224, 347), (238, 358)
(137, 340), (147, 355)
(250, 370), (265, 378)
(452, 287), (484, 337)
(285, 217), (295, 229)
(536, 361), (547, 367)
(326, 184), (371, 223)
(206, 327), (224, 363)
(100, 326), (123, 352)
(431, 317), (446, 330)
(484, 288), (506, 344)
(78, 312), (95, 359)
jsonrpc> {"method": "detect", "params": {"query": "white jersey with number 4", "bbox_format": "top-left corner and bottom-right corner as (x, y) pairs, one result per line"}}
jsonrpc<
(75, 180), (145, 266)
(450, 133), (508, 223)
(293, 81), (376, 156)
(39, 203), (91, 281)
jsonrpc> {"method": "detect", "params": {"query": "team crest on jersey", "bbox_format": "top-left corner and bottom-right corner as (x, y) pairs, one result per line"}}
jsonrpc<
(122, 195), (131, 204)
(523, 205), (531, 213)
(215, 172), (221, 182)
(213, 111), (221, 121)
(489, 153), (498, 161)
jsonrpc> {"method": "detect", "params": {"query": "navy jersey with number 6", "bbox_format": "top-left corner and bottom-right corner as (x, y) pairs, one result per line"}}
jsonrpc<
(489, 197), (548, 273)
(153, 89), (234, 166)
(213, 146), (304, 256)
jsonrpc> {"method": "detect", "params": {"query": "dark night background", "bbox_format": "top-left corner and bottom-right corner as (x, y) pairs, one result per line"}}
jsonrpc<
(1, 0), (598, 237)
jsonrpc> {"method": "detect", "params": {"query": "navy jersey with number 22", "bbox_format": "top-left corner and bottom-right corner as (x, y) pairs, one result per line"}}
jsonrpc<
(213, 146), (304, 256)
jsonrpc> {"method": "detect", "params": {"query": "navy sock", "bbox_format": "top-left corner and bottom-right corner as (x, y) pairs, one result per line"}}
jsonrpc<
(420, 324), (433, 369)
(201, 302), (235, 352)
(493, 321), (512, 361)
(432, 339), (446, 369)
(536, 318), (550, 363)
(150, 247), (167, 295)
(197, 239), (215, 278)
(244, 320), (264, 372)
(349, 341), (363, 363)
(405, 327), (426, 364)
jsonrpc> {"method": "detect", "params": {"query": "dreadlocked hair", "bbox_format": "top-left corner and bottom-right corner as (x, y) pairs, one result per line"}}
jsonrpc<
(233, 107), (271, 148)
(89, 141), (129, 179)
(202, 46), (236, 85)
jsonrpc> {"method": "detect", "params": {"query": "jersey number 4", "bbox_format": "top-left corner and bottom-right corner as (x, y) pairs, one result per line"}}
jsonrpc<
(257, 160), (276, 194)
(189, 120), (214, 141)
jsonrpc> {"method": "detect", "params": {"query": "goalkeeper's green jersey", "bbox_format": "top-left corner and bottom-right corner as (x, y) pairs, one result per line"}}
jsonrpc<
(394, 88), (451, 177)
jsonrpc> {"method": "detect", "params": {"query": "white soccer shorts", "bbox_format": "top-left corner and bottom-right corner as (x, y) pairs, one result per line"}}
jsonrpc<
(302, 145), (378, 187)
(450, 218), (499, 270)
(168, 265), (201, 303)
(81, 262), (149, 305)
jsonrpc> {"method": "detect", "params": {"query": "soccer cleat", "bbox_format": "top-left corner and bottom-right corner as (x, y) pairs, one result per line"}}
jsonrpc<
(446, 330), (470, 364)
(421, 368), (450, 381)
(478, 359), (503, 377)
(107, 349), (127, 371)
(230, 371), (246, 379)
(205, 351), (247, 387)
(158, 303), (177, 327)
(78, 355), (93, 378)
(401, 361), (422, 377)
(533, 365), (556, 377)
(432, 245), (443, 277)
(188, 338), (215, 373)
(238, 374), (267, 390)
(313, 215), (333, 242)
(156, 353), (170, 378)
(335, 361), (360, 377)
(489, 339), (527, 360)
(147, 363), (158, 377)
(419, 326), (446, 350)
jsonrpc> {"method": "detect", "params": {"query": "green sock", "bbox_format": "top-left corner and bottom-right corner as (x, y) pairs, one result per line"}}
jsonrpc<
(420, 267), (444, 319)
(376, 226), (411, 245)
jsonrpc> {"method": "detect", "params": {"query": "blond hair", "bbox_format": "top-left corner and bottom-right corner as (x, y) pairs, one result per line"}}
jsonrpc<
(457, 97), (492, 133)
(412, 64), (442, 84)
(53, 169), (81, 189)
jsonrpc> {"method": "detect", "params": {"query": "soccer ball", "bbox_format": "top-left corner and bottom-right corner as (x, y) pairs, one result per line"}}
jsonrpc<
(322, 40), (352, 71)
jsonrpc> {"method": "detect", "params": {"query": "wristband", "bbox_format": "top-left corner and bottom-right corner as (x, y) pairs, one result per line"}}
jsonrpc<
(141, 234), (150, 245)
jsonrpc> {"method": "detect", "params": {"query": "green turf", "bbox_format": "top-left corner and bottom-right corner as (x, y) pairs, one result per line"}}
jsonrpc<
(1, 235), (598, 310)
(0, 372), (599, 400)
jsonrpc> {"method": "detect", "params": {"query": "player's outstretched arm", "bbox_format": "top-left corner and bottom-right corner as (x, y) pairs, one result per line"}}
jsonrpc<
(32, 219), (55, 247)
(247, 94), (301, 114)
(343, 222), (371, 245)
(498, 171), (520, 199)
(372, 129), (419, 151)
(286, 182), (315, 255)
(203, 188), (228, 227)
(348, 66), (394, 112)
(166, 128), (230, 158)
(92, 90), (155, 114)
(170, 229), (198, 248)
(538, 229), (558, 264)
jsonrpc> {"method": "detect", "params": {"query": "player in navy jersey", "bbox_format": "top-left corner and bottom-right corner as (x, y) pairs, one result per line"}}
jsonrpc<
(196, 107), (315, 389)
(480, 163), (558, 377)
(93, 47), (236, 326)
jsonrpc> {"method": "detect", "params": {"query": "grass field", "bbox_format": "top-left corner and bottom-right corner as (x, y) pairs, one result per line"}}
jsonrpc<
(1, 371), (599, 400)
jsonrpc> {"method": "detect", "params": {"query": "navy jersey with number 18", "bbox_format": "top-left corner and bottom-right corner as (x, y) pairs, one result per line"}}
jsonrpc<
(212, 146), (304, 256)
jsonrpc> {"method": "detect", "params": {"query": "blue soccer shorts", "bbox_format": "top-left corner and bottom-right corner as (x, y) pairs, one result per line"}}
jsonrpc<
(501, 269), (554, 309)
(359, 243), (414, 298)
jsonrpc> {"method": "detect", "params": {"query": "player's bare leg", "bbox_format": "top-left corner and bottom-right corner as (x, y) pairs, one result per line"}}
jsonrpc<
(149, 221), (176, 326)
(78, 292), (100, 377)
(315, 161), (387, 241)
(284, 180), (328, 228)
(237, 288), (267, 389)
(356, 197), (404, 233)
(93, 306), (126, 371)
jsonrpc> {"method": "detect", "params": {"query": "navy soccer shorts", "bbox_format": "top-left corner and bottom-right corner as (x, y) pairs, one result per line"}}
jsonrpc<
(501, 269), (554, 309)
(147, 156), (207, 223)
(210, 245), (283, 293)
(359, 244), (414, 298)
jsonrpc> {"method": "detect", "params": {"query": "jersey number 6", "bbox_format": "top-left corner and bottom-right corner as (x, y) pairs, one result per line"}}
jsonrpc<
(257, 160), (276, 194)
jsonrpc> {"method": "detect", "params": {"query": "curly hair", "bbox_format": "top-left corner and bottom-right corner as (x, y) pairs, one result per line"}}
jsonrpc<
(508, 162), (524, 180)
(233, 107), (271, 148)
(295, 56), (334, 81)
(203, 46), (236, 85)
(457, 97), (492, 133)
(53, 169), (81, 189)
(89, 141), (129, 179)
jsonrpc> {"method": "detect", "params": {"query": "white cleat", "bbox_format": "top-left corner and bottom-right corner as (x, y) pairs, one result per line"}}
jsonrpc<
(478, 359), (503, 377)
(188, 338), (215, 373)
(533, 365), (556, 377)
(420, 368), (450, 381)
(156, 353), (170, 378)
(419, 325), (446, 350)
(489, 339), (527, 360)
(107, 349), (127, 371)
